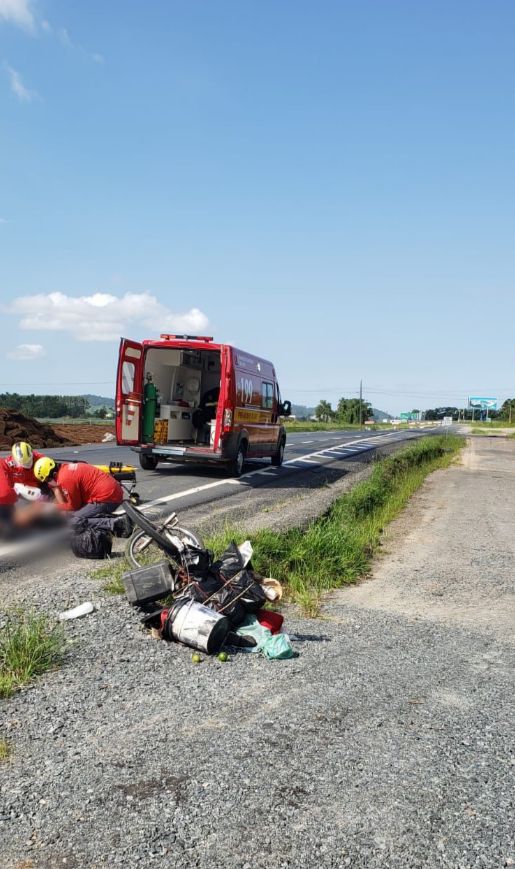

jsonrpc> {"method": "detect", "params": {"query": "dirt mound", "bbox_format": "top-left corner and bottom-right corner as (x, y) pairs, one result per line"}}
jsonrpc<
(0, 408), (72, 449)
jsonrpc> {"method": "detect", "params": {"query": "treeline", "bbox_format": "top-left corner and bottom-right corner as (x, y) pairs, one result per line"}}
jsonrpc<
(415, 399), (515, 421)
(0, 393), (90, 418)
(315, 397), (373, 424)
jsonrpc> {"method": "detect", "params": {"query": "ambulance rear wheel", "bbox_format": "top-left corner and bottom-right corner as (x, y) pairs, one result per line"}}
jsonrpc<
(139, 454), (158, 471)
(228, 443), (246, 478)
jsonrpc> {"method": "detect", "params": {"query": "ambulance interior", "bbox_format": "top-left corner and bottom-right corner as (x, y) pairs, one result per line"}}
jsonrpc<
(144, 347), (221, 445)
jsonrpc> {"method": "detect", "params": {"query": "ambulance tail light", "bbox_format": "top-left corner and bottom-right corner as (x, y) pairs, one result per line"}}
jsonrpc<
(223, 408), (233, 431)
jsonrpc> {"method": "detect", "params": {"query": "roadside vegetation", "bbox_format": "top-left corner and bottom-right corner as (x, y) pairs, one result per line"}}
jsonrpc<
(207, 434), (464, 615)
(284, 420), (404, 433)
(0, 611), (65, 699)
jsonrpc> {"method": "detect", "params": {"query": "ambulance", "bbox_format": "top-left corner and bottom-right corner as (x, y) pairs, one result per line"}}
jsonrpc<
(116, 335), (291, 476)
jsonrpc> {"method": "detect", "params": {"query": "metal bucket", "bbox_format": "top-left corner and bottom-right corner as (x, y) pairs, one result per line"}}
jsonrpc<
(167, 598), (229, 654)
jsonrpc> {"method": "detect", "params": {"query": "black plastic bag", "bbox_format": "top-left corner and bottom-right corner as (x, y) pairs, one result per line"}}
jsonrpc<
(70, 527), (113, 559)
(207, 542), (267, 626)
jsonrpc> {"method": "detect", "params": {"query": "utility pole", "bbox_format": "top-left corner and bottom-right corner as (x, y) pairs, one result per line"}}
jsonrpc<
(509, 401), (513, 425)
(359, 379), (363, 429)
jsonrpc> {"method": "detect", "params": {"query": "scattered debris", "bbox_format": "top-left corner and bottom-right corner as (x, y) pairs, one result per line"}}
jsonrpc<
(101, 432), (116, 443)
(121, 534), (295, 661)
(58, 602), (95, 621)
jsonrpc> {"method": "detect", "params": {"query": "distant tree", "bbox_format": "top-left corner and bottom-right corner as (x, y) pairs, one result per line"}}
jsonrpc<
(93, 407), (108, 419)
(499, 399), (515, 421)
(0, 393), (89, 419)
(315, 400), (334, 422)
(336, 397), (373, 424)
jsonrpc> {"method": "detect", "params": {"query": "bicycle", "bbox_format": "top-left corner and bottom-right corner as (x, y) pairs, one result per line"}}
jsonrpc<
(122, 500), (203, 570)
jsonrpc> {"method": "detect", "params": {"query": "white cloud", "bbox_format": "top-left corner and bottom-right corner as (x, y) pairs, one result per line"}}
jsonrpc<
(0, 2), (103, 65)
(6, 64), (36, 101)
(7, 343), (46, 360)
(0, 0), (36, 32)
(8, 291), (210, 342)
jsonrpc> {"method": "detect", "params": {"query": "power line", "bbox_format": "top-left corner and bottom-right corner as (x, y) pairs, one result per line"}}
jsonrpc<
(0, 382), (114, 387)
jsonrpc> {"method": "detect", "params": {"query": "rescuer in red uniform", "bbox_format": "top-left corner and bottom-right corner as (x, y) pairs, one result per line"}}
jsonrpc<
(33, 457), (129, 533)
(0, 442), (46, 526)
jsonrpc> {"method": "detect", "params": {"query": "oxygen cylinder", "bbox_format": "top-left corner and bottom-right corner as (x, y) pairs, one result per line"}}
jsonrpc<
(142, 374), (158, 441)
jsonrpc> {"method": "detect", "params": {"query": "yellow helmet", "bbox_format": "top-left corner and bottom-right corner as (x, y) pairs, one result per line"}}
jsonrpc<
(33, 457), (57, 483)
(12, 441), (34, 469)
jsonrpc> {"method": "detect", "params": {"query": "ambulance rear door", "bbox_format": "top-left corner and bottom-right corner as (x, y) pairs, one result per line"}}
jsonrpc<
(116, 338), (144, 445)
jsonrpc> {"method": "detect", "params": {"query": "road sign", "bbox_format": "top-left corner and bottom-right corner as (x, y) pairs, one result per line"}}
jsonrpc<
(400, 412), (420, 421)
(468, 397), (497, 410)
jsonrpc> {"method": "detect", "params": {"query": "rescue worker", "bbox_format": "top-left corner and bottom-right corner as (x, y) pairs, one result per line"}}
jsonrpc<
(0, 442), (46, 529)
(0, 459), (16, 528)
(10, 442), (45, 487)
(33, 458), (131, 535)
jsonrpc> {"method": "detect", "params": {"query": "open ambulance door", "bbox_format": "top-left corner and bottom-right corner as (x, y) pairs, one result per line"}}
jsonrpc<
(116, 338), (144, 445)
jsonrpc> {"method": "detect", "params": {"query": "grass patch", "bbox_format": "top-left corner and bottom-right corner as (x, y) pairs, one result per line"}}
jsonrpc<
(284, 421), (397, 432)
(91, 557), (130, 594)
(207, 435), (464, 616)
(0, 738), (11, 761)
(0, 611), (65, 699)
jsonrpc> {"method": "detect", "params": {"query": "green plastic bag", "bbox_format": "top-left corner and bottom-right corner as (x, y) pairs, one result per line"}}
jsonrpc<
(236, 615), (296, 660)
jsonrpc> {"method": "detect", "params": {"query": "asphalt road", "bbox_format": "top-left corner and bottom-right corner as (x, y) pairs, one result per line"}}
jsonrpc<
(23, 427), (441, 511)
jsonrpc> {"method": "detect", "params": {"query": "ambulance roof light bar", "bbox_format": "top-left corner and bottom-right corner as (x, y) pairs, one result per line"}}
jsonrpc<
(160, 334), (213, 342)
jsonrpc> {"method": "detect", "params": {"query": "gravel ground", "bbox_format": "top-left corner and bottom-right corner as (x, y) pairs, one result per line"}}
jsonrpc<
(1, 437), (514, 868)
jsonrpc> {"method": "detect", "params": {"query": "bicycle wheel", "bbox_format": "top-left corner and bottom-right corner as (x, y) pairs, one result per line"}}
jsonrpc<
(125, 525), (204, 569)
(122, 501), (182, 552)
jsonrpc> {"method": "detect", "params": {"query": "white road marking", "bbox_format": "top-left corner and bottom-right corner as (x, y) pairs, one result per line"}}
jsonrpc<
(324, 450), (354, 457)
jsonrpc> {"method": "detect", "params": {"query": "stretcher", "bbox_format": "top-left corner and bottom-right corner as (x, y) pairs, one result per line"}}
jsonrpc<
(93, 462), (140, 504)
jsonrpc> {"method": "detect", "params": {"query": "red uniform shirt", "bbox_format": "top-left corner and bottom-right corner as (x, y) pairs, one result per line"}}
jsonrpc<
(6, 450), (44, 487)
(0, 459), (16, 505)
(55, 463), (124, 512)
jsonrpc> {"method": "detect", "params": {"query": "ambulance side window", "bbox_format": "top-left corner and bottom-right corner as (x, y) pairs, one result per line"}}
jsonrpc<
(262, 382), (274, 409)
(122, 361), (135, 394)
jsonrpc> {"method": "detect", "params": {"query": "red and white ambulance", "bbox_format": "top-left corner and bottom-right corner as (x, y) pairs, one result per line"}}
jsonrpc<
(116, 335), (291, 476)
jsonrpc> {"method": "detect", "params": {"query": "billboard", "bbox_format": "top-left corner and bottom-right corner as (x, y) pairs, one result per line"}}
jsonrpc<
(468, 397), (497, 410)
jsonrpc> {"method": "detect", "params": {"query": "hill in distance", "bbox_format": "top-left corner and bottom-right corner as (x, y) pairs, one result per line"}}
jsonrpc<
(81, 394), (115, 408)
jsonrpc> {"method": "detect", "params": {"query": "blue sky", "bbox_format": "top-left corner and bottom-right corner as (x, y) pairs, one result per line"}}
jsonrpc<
(1, 0), (514, 414)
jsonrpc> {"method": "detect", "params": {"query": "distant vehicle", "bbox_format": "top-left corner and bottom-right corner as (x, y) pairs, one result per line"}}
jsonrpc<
(116, 334), (291, 476)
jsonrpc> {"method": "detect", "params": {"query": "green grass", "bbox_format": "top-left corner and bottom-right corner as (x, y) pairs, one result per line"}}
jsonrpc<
(206, 434), (464, 616)
(92, 557), (130, 594)
(0, 738), (11, 761)
(466, 420), (515, 428)
(284, 420), (411, 432)
(0, 611), (65, 699)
